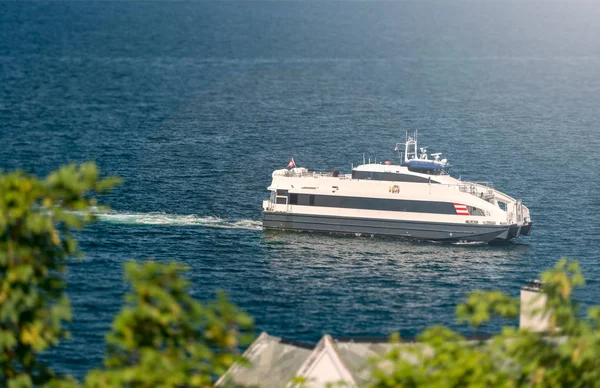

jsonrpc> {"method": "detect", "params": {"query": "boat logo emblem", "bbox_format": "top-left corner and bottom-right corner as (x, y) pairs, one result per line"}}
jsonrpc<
(389, 185), (400, 194)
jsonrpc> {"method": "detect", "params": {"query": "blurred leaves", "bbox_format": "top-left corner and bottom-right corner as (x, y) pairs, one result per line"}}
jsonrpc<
(0, 163), (119, 387)
(84, 261), (253, 388)
(1, 163), (253, 387)
(368, 258), (600, 388)
(457, 290), (519, 328)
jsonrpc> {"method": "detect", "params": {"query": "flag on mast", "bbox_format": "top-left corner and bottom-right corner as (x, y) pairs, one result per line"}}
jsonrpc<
(394, 144), (399, 151)
(287, 158), (295, 169)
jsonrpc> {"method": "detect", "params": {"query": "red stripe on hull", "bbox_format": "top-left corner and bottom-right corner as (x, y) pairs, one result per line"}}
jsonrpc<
(453, 203), (470, 216)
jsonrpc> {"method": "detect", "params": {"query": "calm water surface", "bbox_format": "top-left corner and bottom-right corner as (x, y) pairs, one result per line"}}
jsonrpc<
(1, 0), (600, 378)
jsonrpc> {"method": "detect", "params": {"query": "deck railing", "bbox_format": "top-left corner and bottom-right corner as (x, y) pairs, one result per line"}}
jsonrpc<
(275, 170), (351, 179)
(457, 182), (495, 200)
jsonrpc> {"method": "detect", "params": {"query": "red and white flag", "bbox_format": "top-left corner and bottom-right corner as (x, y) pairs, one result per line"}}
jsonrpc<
(287, 158), (295, 169)
(454, 203), (470, 216)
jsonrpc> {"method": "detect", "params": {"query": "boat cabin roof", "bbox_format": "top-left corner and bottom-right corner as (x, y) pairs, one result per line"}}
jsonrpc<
(353, 163), (448, 176)
(353, 163), (408, 173)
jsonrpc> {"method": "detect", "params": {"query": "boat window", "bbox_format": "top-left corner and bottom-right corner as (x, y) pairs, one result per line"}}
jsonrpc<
(407, 166), (449, 176)
(289, 194), (298, 204)
(498, 202), (507, 211)
(352, 171), (371, 180)
(468, 206), (486, 217)
(276, 189), (288, 196)
(288, 194), (318, 206)
(276, 197), (287, 205)
(297, 194), (310, 206)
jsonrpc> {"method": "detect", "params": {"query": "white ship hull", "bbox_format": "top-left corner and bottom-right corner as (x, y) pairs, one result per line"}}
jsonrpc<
(262, 211), (531, 243)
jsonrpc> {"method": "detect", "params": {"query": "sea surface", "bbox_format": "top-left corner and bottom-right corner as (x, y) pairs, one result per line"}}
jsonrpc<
(1, 0), (600, 379)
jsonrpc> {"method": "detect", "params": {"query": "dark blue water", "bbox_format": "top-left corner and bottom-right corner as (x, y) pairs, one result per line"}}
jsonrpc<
(2, 0), (600, 379)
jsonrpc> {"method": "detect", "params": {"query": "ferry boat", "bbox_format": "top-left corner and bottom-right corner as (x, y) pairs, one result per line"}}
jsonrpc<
(261, 133), (532, 243)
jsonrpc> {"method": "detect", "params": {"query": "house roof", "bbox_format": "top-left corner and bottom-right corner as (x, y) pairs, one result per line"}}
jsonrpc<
(216, 332), (312, 387)
(217, 332), (501, 388)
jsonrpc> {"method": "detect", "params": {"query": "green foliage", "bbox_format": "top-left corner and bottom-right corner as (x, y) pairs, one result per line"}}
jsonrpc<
(289, 377), (350, 388)
(85, 261), (253, 388)
(0, 163), (120, 387)
(368, 258), (600, 388)
(456, 290), (520, 328)
(1, 164), (253, 387)
(369, 326), (514, 388)
(288, 376), (310, 388)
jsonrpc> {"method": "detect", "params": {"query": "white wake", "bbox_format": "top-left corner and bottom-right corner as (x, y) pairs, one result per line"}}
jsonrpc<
(94, 211), (262, 230)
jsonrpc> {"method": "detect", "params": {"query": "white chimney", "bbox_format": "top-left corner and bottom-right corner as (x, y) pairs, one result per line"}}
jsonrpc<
(520, 280), (551, 332)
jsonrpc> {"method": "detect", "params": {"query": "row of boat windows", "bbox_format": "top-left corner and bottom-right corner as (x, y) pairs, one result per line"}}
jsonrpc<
(275, 190), (487, 216)
(406, 166), (449, 176)
(280, 193), (456, 215)
(351, 171), (440, 183)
